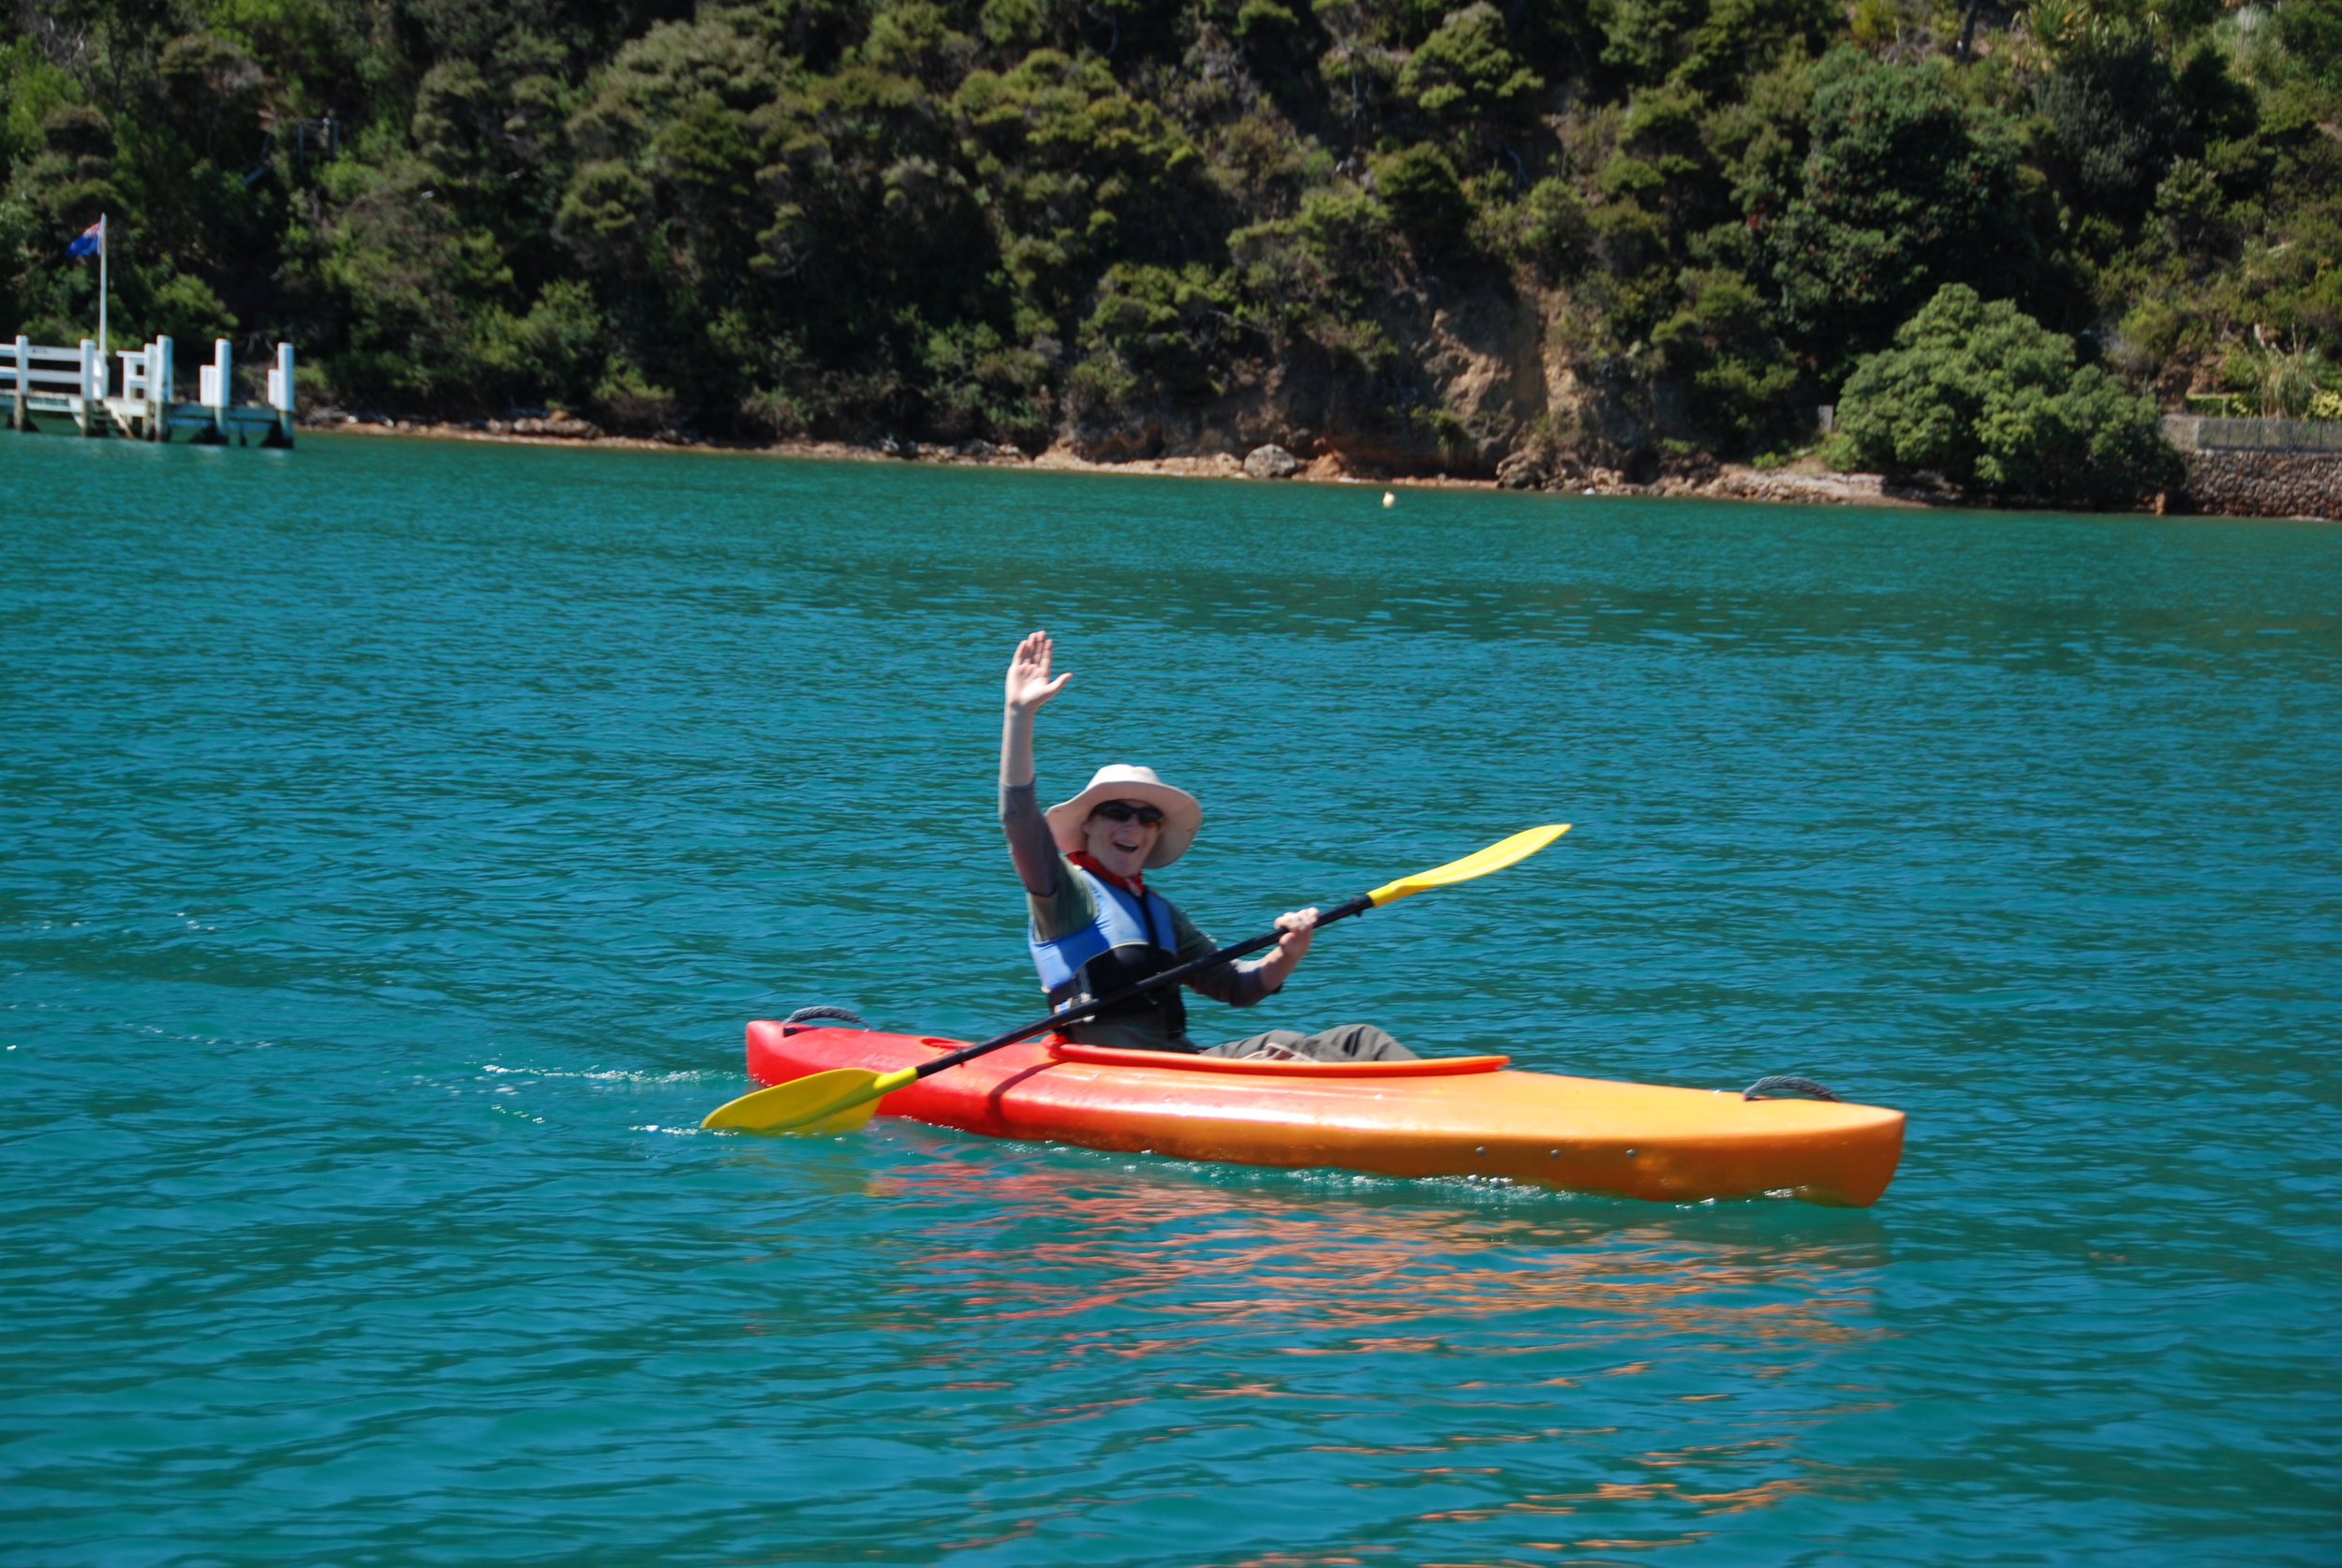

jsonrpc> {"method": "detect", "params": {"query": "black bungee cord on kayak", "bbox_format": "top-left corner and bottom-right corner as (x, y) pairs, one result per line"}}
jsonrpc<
(783, 1005), (868, 1028)
(1743, 1074), (1842, 1102)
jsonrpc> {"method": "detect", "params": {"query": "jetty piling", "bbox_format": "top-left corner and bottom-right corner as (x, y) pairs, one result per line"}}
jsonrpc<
(3, 333), (294, 447)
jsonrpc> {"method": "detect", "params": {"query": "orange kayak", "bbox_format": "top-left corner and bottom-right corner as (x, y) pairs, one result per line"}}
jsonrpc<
(746, 1021), (1905, 1206)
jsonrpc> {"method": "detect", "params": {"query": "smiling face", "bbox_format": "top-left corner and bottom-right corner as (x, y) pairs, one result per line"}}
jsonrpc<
(1081, 801), (1164, 878)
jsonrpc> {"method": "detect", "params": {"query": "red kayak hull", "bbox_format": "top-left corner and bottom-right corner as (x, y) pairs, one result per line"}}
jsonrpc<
(745, 1023), (1905, 1206)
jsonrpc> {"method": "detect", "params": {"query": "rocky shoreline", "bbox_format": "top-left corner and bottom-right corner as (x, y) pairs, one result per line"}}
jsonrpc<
(309, 416), (2337, 520)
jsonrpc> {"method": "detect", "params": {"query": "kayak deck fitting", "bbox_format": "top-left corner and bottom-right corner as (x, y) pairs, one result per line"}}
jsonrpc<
(745, 1021), (1906, 1206)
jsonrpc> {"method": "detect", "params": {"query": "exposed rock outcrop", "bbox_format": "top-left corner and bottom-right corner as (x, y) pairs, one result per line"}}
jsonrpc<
(495, 414), (600, 439)
(1701, 469), (1894, 505)
(1494, 451), (1547, 489)
(1069, 280), (1574, 479)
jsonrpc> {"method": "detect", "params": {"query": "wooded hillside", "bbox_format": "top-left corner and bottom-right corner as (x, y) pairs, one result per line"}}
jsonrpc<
(6, 0), (2337, 481)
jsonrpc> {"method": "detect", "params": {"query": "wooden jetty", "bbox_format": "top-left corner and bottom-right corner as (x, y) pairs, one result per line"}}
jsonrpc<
(5, 335), (295, 446)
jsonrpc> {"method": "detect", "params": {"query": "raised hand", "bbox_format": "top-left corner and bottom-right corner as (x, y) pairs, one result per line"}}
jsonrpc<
(1005, 629), (1072, 713)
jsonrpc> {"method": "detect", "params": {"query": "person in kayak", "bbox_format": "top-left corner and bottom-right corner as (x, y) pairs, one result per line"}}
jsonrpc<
(999, 629), (1414, 1061)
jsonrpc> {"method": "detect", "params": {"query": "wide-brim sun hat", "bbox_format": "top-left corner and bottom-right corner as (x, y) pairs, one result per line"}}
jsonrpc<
(1045, 764), (1203, 869)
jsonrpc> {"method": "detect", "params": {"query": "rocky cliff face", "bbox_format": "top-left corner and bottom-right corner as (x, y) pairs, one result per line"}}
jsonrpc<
(1062, 271), (1733, 488)
(1065, 277), (1594, 479)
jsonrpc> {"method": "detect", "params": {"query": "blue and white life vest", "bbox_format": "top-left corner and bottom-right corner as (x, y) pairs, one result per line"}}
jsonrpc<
(1029, 865), (1187, 1036)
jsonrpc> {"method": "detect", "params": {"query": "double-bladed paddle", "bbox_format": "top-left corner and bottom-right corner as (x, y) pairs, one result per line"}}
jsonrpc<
(701, 823), (1570, 1135)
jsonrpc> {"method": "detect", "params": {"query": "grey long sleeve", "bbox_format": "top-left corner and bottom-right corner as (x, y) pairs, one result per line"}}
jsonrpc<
(1000, 780), (1060, 896)
(1182, 948), (1276, 1009)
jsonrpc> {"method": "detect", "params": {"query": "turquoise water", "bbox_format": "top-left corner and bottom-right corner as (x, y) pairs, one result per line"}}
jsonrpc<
(3, 432), (2336, 1565)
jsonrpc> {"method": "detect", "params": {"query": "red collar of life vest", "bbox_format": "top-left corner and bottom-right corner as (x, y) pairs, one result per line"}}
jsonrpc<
(1068, 851), (1146, 897)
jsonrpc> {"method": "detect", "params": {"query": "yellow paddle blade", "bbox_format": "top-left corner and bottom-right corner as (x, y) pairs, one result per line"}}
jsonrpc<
(699, 1066), (916, 1135)
(1365, 823), (1570, 907)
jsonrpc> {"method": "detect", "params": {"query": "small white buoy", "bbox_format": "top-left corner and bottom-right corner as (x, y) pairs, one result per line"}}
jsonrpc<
(1382, 490), (1397, 508)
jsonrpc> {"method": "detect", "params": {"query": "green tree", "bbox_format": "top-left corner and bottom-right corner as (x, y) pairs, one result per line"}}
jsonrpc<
(1370, 141), (1470, 256)
(1397, 4), (1543, 126)
(312, 154), (520, 405)
(2035, 41), (2187, 225)
(1078, 260), (1244, 404)
(1763, 53), (2035, 370)
(1653, 267), (1801, 451)
(1836, 284), (2182, 505)
(2275, 0), (2342, 88)
(954, 50), (1216, 333)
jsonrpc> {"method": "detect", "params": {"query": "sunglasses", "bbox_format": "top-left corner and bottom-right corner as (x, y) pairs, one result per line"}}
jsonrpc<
(1091, 800), (1166, 826)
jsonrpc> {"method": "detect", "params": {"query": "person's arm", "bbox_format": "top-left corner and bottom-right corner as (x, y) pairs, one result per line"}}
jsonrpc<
(1000, 630), (1071, 897)
(1179, 908), (1318, 1008)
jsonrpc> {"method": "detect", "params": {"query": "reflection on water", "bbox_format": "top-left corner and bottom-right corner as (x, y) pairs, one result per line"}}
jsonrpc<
(886, 1162), (1883, 1343)
(715, 1132), (1897, 1557)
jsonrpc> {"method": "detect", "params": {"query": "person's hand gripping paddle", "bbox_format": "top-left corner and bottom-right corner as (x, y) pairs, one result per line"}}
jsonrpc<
(701, 823), (1570, 1135)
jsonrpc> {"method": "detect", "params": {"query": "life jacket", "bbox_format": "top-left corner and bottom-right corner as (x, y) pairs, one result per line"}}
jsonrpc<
(1029, 864), (1187, 1038)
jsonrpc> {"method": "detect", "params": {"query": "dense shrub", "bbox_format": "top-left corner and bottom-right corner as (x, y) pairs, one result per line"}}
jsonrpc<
(1836, 285), (2184, 505)
(2036, 43), (2188, 223)
(2277, 0), (2342, 88)
(1764, 53), (2035, 369)
(1370, 142), (1472, 257)
(1398, 3), (1543, 126)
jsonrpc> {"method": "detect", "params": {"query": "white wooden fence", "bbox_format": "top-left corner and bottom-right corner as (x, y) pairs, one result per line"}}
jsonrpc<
(4, 335), (295, 446)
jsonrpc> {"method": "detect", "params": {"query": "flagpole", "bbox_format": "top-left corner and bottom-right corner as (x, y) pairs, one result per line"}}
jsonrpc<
(96, 213), (108, 383)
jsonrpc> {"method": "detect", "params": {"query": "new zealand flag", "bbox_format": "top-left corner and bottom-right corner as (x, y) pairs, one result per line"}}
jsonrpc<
(66, 220), (102, 257)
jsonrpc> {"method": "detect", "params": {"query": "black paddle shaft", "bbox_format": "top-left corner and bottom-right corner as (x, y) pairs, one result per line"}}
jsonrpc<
(911, 893), (1377, 1081)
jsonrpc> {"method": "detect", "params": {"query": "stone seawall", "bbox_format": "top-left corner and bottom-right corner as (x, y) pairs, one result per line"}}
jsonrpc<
(2182, 451), (2342, 520)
